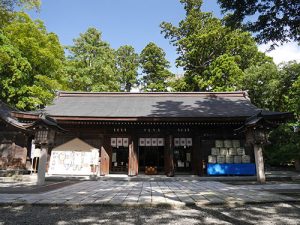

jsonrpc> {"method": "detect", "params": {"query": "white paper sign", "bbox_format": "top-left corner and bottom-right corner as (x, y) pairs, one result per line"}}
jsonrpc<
(48, 150), (93, 175)
(186, 153), (191, 162)
(91, 149), (99, 165)
(117, 138), (123, 147)
(32, 148), (41, 158)
(158, 138), (164, 146)
(186, 138), (192, 147)
(112, 153), (116, 162)
(180, 138), (186, 146)
(178, 161), (184, 167)
(151, 138), (158, 146)
(111, 138), (117, 147)
(174, 138), (180, 147)
(30, 140), (36, 158)
(139, 138), (145, 146)
(123, 138), (129, 147)
(146, 138), (151, 146)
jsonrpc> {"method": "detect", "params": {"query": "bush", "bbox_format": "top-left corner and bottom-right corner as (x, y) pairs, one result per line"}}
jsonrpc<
(264, 125), (300, 169)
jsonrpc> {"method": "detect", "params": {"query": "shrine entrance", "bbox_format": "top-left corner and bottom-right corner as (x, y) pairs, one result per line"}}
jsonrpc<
(173, 138), (193, 173)
(110, 138), (129, 174)
(138, 138), (165, 174)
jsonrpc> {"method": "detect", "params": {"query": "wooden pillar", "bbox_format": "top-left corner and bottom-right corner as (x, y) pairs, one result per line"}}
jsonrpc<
(254, 144), (266, 183)
(165, 135), (174, 177)
(128, 137), (138, 176)
(100, 137), (110, 176)
(37, 146), (47, 185)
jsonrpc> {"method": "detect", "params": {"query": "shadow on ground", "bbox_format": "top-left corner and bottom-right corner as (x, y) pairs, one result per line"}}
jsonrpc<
(0, 203), (299, 225)
(0, 181), (77, 194)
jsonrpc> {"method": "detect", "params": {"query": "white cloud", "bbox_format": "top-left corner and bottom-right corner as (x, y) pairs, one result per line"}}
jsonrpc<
(258, 42), (300, 64)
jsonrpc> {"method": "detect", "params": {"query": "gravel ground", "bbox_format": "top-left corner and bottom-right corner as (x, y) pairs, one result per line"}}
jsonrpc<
(0, 203), (299, 225)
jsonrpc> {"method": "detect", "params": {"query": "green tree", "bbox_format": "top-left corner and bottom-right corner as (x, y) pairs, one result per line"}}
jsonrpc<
(0, 12), (65, 110)
(280, 62), (300, 118)
(66, 27), (119, 92)
(218, 0), (300, 47)
(0, 0), (40, 27)
(244, 61), (300, 118)
(161, 0), (270, 91)
(265, 125), (300, 170)
(139, 42), (173, 92)
(244, 61), (300, 170)
(115, 45), (139, 92)
(243, 62), (280, 111)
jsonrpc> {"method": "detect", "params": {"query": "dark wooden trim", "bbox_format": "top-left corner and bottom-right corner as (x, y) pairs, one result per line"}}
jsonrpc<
(11, 112), (39, 120)
(58, 91), (247, 98)
(13, 113), (248, 122)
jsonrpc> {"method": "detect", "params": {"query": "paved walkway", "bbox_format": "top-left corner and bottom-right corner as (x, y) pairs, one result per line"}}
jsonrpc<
(1, 181), (299, 207)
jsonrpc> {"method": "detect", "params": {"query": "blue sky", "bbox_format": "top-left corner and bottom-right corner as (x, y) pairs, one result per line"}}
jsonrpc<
(28, 0), (299, 73)
(29, 0), (221, 74)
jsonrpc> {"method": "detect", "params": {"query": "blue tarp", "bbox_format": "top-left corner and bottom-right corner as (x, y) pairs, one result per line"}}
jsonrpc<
(207, 163), (256, 175)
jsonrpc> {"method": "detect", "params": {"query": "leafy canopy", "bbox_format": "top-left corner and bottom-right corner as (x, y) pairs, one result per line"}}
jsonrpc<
(161, 0), (269, 91)
(140, 42), (173, 92)
(65, 27), (119, 92)
(0, 12), (65, 110)
(218, 0), (300, 47)
(243, 60), (300, 168)
(115, 45), (139, 92)
(0, 0), (41, 27)
(243, 61), (300, 119)
(265, 124), (300, 167)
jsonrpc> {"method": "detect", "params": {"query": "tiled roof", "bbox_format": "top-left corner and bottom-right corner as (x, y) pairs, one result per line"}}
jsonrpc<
(38, 91), (288, 119)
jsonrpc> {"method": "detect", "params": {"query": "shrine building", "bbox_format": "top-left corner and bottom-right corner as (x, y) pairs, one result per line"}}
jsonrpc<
(10, 91), (292, 180)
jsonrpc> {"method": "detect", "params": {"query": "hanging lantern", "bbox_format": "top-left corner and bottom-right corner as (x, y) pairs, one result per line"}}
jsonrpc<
(245, 126), (268, 145)
(254, 127), (268, 144)
(34, 126), (56, 145)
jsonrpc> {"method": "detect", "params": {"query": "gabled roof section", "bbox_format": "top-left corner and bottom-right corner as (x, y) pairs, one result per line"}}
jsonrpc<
(52, 138), (98, 151)
(0, 101), (28, 130)
(33, 91), (288, 119)
(24, 114), (66, 132)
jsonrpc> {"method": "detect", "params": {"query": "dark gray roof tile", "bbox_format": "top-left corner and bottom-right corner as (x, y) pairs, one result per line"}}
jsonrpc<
(41, 91), (265, 118)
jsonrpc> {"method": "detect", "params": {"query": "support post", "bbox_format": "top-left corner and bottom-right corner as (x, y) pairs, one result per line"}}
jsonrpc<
(128, 137), (138, 176)
(100, 146), (109, 176)
(37, 146), (47, 185)
(254, 144), (266, 183)
(165, 135), (174, 177)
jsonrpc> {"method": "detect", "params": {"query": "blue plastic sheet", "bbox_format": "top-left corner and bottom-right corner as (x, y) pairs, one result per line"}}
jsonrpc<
(207, 163), (256, 175)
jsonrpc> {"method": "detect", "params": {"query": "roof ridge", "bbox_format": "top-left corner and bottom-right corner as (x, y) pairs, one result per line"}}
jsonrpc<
(57, 91), (248, 98)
